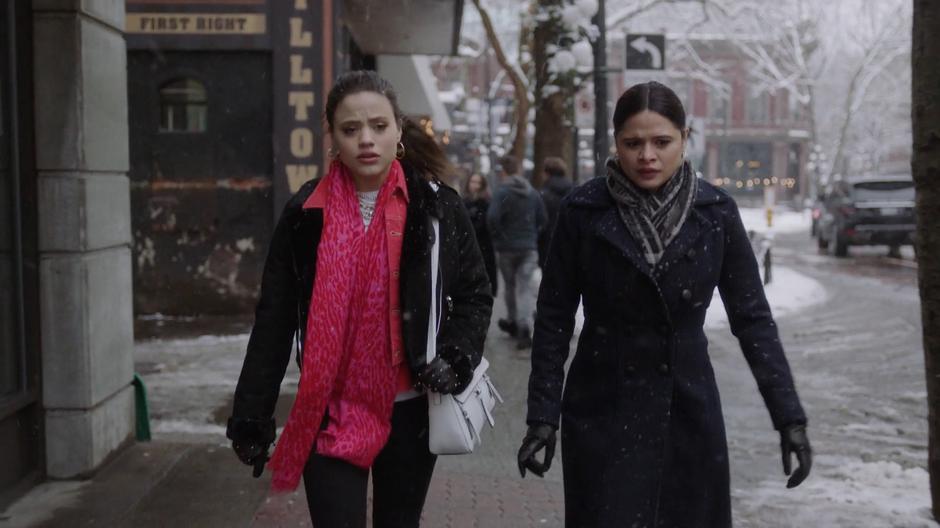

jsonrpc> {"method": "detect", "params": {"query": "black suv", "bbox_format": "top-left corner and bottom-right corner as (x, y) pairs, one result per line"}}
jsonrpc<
(816, 175), (916, 257)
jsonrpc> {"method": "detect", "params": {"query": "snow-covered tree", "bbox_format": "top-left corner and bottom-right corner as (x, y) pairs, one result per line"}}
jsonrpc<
(531, 0), (599, 183)
(458, 0), (911, 190)
(814, 0), (912, 180)
(469, 0), (531, 162)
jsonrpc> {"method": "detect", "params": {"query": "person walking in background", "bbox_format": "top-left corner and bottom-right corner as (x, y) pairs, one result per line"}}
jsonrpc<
(518, 81), (811, 527)
(487, 155), (547, 350)
(226, 70), (492, 528)
(537, 156), (574, 268)
(463, 172), (498, 296)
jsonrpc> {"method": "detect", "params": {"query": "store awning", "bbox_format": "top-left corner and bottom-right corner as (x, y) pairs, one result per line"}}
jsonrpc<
(377, 55), (452, 131)
(341, 0), (463, 55)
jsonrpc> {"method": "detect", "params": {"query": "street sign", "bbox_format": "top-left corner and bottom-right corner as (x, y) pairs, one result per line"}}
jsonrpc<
(626, 34), (665, 70)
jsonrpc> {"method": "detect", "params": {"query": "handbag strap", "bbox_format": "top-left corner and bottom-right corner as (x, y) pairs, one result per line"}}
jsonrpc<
(426, 183), (441, 365)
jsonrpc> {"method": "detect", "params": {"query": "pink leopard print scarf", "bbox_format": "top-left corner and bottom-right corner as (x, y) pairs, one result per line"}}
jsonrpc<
(268, 160), (402, 492)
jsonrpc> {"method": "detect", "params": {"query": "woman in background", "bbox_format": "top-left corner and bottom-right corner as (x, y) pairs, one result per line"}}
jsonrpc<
(463, 172), (498, 296)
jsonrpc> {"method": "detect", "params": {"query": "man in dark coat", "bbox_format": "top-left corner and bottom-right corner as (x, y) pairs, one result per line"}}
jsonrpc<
(524, 176), (809, 527)
(537, 156), (574, 268)
(487, 155), (547, 349)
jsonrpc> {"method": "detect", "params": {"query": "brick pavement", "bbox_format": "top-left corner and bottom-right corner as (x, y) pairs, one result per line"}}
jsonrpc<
(252, 469), (564, 528)
(1, 296), (565, 528)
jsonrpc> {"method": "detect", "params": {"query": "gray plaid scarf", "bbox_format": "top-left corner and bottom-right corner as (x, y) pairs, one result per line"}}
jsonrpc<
(606, 158), (698, 267)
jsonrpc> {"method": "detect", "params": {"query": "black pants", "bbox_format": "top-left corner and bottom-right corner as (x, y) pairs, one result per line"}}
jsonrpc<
(303, 396), (437, 528)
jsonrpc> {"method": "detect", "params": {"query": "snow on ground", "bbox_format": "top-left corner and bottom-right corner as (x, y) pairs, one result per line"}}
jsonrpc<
(0, 481), (87, 527)
(136, 332), (256, 443)
(573, 265), (826, 334)
(704, 266), (827, 329)
(735, 456), (937, 527)
(572, 207), (821, 334)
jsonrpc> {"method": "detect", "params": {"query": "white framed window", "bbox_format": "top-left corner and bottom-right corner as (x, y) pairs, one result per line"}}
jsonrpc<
(159, 78), (207, 133)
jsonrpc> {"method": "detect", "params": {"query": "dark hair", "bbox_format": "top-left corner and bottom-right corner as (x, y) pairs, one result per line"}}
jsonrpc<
(612, 81), (686, 136)
(400, 118), (455, 184)
(462, 172), (490, 199)
(324, 70), (403, 130)
(498, 155), (519, 176)
(543, 156), (567, 179)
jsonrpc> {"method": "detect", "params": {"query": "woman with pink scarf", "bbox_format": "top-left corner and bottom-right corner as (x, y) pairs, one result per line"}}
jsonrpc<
(226, 71), (493, 527)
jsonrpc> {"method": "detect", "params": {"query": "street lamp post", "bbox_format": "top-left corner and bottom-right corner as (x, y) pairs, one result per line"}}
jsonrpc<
(592, 0), (608, 178)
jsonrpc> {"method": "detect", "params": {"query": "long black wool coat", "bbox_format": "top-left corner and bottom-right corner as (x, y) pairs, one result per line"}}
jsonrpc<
(229, 164), (493, 438)
(527, 177), (807, 528)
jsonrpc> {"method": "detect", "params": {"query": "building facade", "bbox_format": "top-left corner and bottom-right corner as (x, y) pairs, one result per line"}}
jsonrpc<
(125, 0), (338, 315)
(0, 0), (463, 507)
(1, 1), (136, 507)
(125, 0), (462, 315)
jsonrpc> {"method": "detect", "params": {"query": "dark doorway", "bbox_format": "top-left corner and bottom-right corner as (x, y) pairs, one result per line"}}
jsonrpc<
(0, 1), (43, 508)
(127, 51), (274, 315)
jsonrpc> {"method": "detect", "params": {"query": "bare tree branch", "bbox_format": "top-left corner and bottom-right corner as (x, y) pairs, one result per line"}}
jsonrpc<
(472, 0), (531, 161)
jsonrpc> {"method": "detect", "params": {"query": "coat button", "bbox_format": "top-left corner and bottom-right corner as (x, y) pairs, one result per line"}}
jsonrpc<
(685, 249), (697, 260)
(681, 289), (692, 301)
(658, 363), (670, 375)
(625, 365), (636, 375)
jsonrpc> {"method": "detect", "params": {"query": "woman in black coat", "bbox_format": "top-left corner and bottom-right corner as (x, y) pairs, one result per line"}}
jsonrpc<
(226, 71), (492, 528)
(463, 172), (498, 296)
(518, 81), (812, 527)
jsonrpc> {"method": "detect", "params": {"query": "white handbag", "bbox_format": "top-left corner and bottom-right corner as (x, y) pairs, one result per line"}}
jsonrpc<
(426, 214), (503, 455)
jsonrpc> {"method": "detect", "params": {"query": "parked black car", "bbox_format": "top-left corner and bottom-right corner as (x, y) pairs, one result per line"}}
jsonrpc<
(816, 175), (916, 258)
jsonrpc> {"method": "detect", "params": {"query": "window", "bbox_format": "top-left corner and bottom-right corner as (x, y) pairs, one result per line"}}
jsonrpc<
(707, 89), (728, 126)
(669, 79), (691, 116)
(159, 78), (207, 133)
(853, 180), (915, 201)
(720, 142), (772, 193)
(788, 92), (809, 124)
(746, 88), (770, 125)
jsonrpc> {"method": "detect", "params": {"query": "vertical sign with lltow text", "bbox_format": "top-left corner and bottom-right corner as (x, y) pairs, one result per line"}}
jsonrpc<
(273, 0), (326, 215)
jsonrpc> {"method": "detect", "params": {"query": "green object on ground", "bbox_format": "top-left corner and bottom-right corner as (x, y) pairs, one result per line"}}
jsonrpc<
(133, 373), (152, 441)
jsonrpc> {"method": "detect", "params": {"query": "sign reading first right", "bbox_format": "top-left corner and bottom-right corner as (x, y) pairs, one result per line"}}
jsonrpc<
(626, 34), (666, 70)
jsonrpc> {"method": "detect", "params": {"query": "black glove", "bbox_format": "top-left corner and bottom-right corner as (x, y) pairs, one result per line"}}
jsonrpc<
(517, 423), (557, 478)
(226, 417), (275, 478)
(417, 356), (461, 394)
(780, 423), (812, 488)
(437, 343), (475, 394)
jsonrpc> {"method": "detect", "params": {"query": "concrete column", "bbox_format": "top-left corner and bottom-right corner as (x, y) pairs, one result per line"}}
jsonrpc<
(32, 0), (134, 478)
